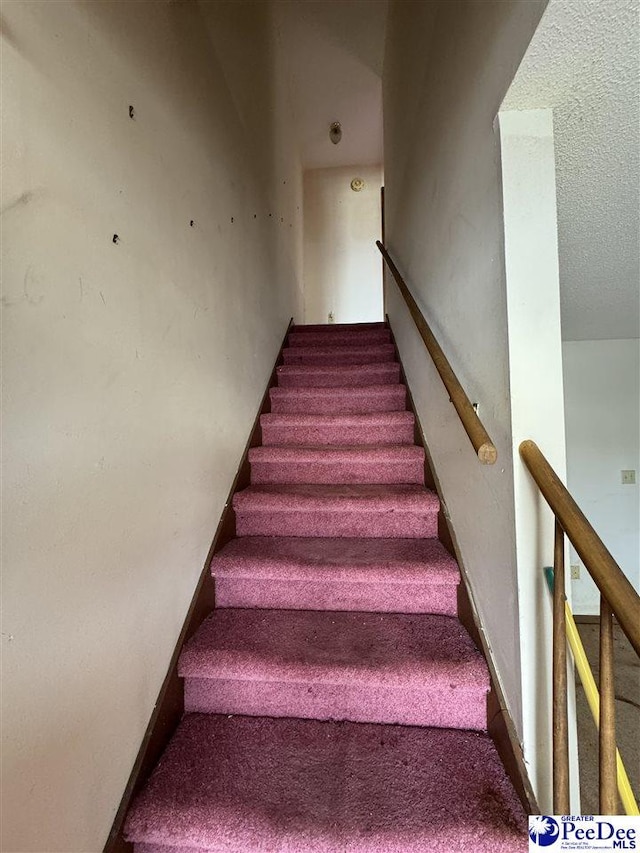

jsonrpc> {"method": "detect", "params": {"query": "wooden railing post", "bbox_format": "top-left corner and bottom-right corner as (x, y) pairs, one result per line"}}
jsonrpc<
(553, 520), (570, 814)
(599, 597), (618, 814)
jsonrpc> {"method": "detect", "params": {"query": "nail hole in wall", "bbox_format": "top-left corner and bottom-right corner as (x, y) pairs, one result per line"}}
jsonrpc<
(113, 234), (120, 244)
(129, 105), (135, 119)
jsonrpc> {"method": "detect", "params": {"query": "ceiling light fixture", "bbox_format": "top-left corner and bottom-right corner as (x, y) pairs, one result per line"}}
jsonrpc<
(329, 121), (342, 145)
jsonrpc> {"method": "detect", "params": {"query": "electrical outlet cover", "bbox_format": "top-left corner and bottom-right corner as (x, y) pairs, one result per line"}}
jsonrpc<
(621, 470), (636, 485)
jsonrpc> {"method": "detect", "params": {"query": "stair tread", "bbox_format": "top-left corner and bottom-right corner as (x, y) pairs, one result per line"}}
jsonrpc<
(233, 483), (439, 512)
(283, 344), (396, 362)
(277, 363), (399, 377)
(261, 411), (415, 445)
(261, 411), (414, 426)
(270, 383), (406, 401)
(179, 609), (488, 688)
(271, 383), (405, 395)
(124, 714), (527, 852)
(269, 384), (407, 415)
(288, 329), (391, 347)
(249, 444), (424, 460)
(276, 364), (401, 388)
(284, 344), (395, 355)
(212, 535), (459, 581)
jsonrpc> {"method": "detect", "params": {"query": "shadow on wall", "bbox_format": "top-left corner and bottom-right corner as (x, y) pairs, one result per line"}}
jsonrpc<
(279, 0), (387, 76)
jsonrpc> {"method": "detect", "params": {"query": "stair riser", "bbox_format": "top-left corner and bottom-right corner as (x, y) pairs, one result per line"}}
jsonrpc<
(282, 347), (395, 366)
(261, 421), (415, 445)
(235, 509), (438, 538)
(184, 678), (487, 731)
(288, 330), (391, 347)
(215, 578), (459, 615)
(269, 388), (406, 415)
(293, 322), (387, 333)
(276, 364), (400, 388)
(249, 459), (424, 485)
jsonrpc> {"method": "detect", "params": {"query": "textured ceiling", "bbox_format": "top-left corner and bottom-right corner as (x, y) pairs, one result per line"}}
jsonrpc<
(276, 0), (387, 170)
(502, 0), (640, 341)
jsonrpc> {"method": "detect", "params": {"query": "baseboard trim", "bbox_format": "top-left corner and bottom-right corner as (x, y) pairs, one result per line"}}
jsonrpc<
(103, 319), (293, 853)
(387, 317), (539, 816)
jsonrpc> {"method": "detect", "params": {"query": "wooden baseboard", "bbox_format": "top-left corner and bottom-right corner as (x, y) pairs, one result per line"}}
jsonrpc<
(387, 317), (539, 816)
(103, 319), (293, 853)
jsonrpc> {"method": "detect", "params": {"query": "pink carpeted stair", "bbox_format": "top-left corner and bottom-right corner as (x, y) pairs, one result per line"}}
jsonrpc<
(212, 536), (460, 613)
(233, 484), (439, 538)
(260, 411), (416, 446)
(276, 361), (401, 388)
(125, 322), (528, 852)
(126, 715), (526, 853)
(248, 444), (425, 484)
(288, 327), (391, 347)
(282, 343), (396, 365)
(269, 383), (407, 414)
(179, 609), (489, 729)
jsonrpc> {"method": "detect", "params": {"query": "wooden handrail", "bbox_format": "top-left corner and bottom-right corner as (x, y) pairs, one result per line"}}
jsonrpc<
(377, 241), (497, 464)
(520, 440), (640, 656)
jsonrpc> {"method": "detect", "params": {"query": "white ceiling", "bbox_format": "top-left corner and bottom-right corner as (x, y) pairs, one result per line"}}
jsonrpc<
(502, 0), (640, 341)
(276, 0), (387, 170)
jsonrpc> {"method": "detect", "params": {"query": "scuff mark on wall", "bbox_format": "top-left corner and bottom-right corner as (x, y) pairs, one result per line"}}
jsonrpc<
(1, 189), (43, 217)
(23, 265), (45, 305)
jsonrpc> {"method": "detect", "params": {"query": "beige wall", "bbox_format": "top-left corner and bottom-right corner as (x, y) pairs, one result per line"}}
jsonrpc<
(1, 1), (302, 850)
(383, 0), (546, 783)
(564, 339), (640, 611)
(303, 165), (383, 324)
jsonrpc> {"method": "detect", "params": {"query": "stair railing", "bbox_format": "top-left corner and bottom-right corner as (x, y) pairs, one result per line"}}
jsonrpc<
(543, 567), (639, 815)
(520, 440), (640, 814)
(377, 241), (497, 464)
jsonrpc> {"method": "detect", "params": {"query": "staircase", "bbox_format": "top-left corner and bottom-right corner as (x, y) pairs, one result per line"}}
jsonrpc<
(124, 322), (528, 852)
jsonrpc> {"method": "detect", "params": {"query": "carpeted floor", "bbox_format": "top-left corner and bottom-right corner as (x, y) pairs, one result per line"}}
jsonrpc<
(575, 620), (640, 814)
(125, 322), (528, 852)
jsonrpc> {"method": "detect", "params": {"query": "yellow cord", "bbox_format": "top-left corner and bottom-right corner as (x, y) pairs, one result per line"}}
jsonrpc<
(564, 602), (639, 816)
